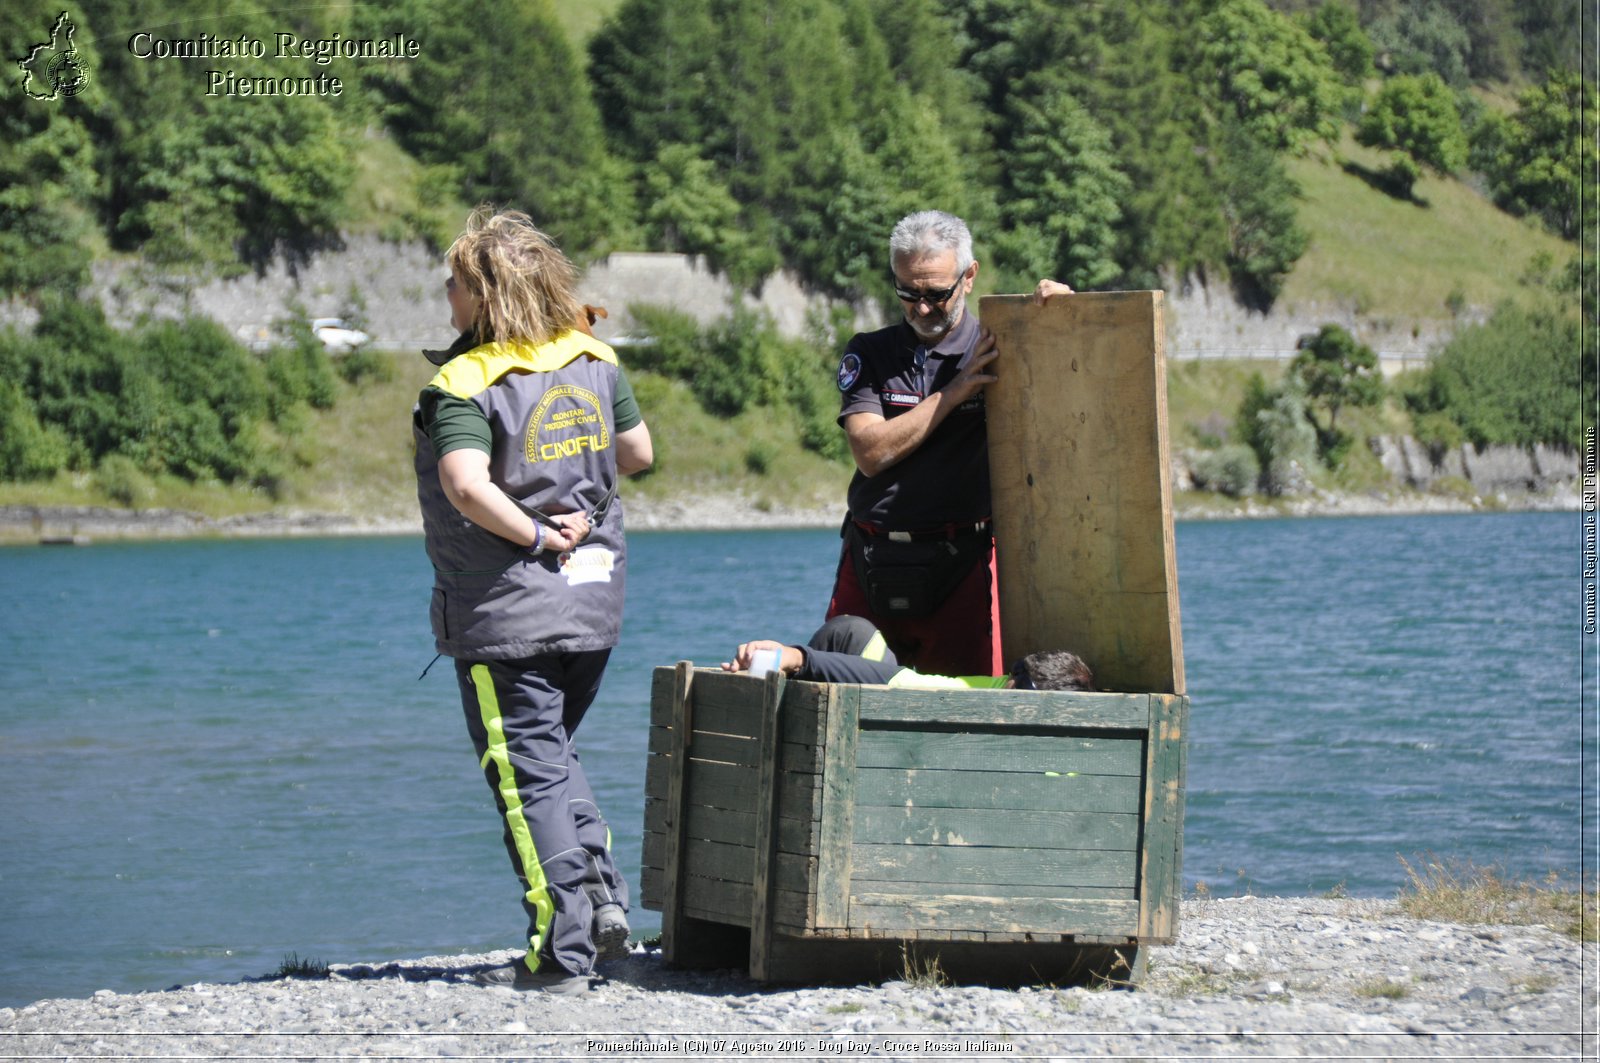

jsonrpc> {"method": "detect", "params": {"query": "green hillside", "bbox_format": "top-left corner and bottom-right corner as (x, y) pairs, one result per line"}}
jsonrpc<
(1280, 135), (1574, 322)
(0, 0), (1586, 524)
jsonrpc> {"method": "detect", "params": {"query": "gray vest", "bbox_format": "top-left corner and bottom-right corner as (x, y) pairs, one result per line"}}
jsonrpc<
(414, 335), (627, 659)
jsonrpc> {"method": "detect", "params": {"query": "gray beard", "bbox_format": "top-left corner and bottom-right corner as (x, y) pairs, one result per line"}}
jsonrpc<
(906, 294), (966, 344)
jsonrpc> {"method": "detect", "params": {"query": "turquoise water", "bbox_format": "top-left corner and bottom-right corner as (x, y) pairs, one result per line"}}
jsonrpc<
(0, 512), (1589, 1006)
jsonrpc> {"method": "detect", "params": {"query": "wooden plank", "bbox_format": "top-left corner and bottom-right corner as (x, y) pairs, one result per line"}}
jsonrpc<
(814, 684), (858, 928)
(648, 730), (820, 775)
(852, 806), (1139, 852)
(680, 758), (759, 811)
(644, 776), (822, 838)
(774, 887), (824, 933)
(644, 815), (817, 876)
(659, 661), (695, 966)
(673, 669), (831, 746)
(748, 668), (786, 982)
(855, 729), (1144, 776)
(856, 765), (1142, 814)
(849, 881), (1135, 901)
(778, 679), (831, 748)
(677, 837), (754, 887)
(856, 687), (1149, 730)
(679, 730), (759, 767)
(846, 894), (1141, 936)
(678, 876), (754, 927)
(648, 666), (676, 729)
(980, 291), (1185, 696)
(1138, 693), (1188, 942)
(849, 843), (1137, 889)
(645, 763), (820, 826)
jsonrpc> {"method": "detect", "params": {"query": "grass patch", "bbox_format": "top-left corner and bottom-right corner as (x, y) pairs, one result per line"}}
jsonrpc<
(343, 131), (468, 250)
(1162, 968), (1252, 998)
(272, 952), (330, 980)
(826, 1002), (864, 1014)
(283, 350), (436, 522)
(1283, 133), (1574, 326)
(1165, 359), (1287, 450)
(614, 370), (851, 514)
(1398, 856), (1596, 940)
(1355, 978), (1410, 1000)
(899, 944), (948, 989)
(1515, 973), (1561, 994)
(551, 0), (623, 47)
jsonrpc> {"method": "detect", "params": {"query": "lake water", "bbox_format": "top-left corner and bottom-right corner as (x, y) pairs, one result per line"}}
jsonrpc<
(0, 511), (1590, 1007)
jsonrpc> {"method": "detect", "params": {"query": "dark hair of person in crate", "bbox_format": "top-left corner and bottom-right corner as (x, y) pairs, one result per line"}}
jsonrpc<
(1009, 651), (1094, 692)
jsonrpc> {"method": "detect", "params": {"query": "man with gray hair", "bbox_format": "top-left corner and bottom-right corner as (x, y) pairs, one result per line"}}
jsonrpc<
(827, 210), (1071, 676)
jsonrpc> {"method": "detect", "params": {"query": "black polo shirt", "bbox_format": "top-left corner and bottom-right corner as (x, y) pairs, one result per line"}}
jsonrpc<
(835, 311), (989, 528)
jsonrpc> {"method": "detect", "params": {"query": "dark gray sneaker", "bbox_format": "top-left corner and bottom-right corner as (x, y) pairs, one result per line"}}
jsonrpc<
(592, 903), (630, 963)
(470, 960), (594, 994)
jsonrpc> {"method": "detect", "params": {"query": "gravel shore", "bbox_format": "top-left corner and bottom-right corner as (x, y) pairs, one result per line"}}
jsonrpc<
(4, 898), (1592, 1060)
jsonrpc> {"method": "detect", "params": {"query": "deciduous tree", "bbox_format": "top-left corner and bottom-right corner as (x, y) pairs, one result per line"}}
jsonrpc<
(1198, 0), (1346, 153)
(1291, 324), (1384, 462)
(1356, 73), (1468, 198)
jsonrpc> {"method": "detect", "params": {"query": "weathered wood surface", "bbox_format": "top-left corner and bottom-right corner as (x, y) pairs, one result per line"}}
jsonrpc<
(749, 669), (787, 980)
(1138, 692), (1188, 942)
(814, 684), (858, 928)
(640, 665), (1187, 976)
(845, 895), (1140, 936)
(658, 662), (695, 965)
(855, 686), (1150, 729)
(854, 729), (1144, 776)
(979, 291), (1185, 696)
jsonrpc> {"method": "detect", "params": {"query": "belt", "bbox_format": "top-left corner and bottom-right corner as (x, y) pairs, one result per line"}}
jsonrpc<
(851, 518), (991, 543)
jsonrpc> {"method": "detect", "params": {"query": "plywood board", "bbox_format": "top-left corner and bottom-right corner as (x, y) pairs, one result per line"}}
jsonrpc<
(979, 291), (1185, 695)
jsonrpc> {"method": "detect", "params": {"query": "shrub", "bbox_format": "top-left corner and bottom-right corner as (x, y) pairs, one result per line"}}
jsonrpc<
(0, 296), (337, 491)
(744, 440), (778, 475)
(1236, 371), (1322, 494)
(626, 302), (850, 462)
(337, 346), (394, 386)
(92, 454), (157, 508)
(0, 375), (69, 481)
(1403, 300), (1585, 449)
(1189, 444), (1261, 497)
(264, 313), (338, 413)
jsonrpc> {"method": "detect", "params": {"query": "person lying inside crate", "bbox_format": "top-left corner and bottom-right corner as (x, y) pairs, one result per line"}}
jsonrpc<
(720, 614), (1092, 691)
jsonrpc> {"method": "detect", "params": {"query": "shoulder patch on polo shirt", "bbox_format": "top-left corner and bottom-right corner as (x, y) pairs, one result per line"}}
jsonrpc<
(837, 351), (862, 392)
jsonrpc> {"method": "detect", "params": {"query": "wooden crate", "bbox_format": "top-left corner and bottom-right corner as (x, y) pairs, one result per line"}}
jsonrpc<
(640, 290), (1187, 984)
(640, 664), (1187, 984)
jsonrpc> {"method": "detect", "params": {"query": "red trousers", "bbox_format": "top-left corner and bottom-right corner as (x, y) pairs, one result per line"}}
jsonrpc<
(826, 537), (1003, 677)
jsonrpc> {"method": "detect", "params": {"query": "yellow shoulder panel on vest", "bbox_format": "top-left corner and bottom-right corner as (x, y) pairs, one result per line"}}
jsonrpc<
(429, 331), (618, 399)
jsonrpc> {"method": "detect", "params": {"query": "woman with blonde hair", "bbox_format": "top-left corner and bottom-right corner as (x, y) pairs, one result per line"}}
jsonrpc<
(413, 206), (652, 993)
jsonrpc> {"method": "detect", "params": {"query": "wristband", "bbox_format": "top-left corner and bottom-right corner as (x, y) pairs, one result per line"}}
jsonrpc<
(530, 523), (543, 553)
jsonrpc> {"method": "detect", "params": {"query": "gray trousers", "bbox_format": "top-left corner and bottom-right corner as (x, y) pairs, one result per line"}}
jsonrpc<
(454, 649), (627, 976)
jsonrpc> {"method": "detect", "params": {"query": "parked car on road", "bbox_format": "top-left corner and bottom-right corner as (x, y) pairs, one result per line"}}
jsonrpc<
(311, 318), (371, 353)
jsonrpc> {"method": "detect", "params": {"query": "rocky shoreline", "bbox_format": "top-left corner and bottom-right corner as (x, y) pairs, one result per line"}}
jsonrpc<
(0, 483), (1582, 546)
(2, 897), (1592, 1059)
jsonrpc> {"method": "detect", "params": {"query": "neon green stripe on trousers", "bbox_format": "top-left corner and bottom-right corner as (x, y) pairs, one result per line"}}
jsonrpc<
(471, 663), (555, 969)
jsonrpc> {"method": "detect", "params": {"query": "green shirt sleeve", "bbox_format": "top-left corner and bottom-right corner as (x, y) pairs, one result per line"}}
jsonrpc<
(613, 366), (642, 433)
(418, 386), (493, 456)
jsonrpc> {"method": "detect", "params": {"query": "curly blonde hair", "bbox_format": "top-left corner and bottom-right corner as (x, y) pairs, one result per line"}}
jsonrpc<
(446, 205), (587, 346)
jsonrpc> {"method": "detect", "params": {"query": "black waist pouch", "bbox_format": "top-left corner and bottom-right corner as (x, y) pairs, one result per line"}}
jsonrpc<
(845, 521), (989, 618)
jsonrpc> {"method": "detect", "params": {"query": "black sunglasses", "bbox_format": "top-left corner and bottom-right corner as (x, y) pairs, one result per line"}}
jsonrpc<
(892, 275), (964, 305)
